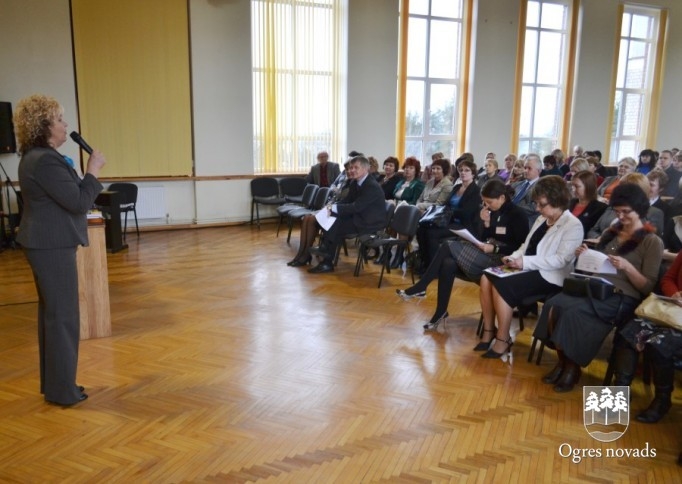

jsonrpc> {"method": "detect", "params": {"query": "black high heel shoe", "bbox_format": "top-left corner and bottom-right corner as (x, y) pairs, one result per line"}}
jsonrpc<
(473, 329), (496, 351)
(289, 256), (312, 267)
(423, 312), (448, 331)
(481, 336), (513, 359)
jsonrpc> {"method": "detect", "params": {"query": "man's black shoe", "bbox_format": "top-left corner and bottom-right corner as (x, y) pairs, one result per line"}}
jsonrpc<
(308, 262), (334, 274)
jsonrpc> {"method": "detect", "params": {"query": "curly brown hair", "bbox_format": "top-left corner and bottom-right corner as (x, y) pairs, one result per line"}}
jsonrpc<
(531, 175), (571, 210)
(403, 156), (421, 177)
(13, 94), (62, 153)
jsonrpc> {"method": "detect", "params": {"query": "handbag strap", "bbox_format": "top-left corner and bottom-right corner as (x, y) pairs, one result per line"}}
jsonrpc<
(585, 282), (624, 325)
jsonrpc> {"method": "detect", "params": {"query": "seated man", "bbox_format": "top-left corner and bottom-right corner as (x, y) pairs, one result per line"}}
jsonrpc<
(511, 154), (542, 226)
(308, 155), (387, 274)
(305, 151), (340, 188)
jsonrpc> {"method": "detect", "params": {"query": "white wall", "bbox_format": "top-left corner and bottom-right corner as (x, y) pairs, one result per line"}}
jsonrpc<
(1, 0), (681, 225)
(347, 0), (400, 160)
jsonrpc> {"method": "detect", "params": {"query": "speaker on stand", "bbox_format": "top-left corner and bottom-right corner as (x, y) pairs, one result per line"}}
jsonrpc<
(0, 101), (19, 250)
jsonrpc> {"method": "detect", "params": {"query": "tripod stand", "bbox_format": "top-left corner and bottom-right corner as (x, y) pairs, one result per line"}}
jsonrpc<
(0, 159), (22, 250)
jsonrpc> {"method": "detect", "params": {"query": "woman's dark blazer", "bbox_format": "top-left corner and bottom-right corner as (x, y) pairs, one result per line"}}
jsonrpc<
(447, 182), (482, 234)
(480, 201), (530, 256)
(378, 173), (404, 200)
(569, 198), (608, 237)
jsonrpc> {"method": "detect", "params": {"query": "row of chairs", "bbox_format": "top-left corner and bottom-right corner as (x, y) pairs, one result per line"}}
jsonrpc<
(250, 177), (308, 227)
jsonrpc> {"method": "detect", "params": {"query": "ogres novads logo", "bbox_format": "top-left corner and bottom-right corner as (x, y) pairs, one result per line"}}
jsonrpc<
(583, 386), (629, 442)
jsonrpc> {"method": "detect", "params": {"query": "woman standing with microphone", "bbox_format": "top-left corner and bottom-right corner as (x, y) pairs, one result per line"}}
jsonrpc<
(14, 94), (106, 406)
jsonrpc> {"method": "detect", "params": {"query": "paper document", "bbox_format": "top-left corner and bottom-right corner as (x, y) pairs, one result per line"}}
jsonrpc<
(575, 249), (617, 274)
(483, 265), (527, 278)
(450, 228), (484, 246)
(570, 272), (614, 286)
(315, 209), (336, 231)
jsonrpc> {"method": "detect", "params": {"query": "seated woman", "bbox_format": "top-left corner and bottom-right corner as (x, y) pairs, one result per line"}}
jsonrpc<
(397, 180), (529, 330)
(610, 250), (682, 425)
(506, 158), (526, 186)
(497, 154), (516, 182)
(597, 157), (637, 201)
(478, 176), (583, 359)
(286, 163), (354, 267)
(533, 183), (663, 392)
(415, 158), (453, 213)
(569, 170), (607, 237)
(476, 158), (503, 188)
(415, 159), (482, 270)
(377, 156), (403, 200)
(391, 157), (425, 205)
(564, 157), (589, 182)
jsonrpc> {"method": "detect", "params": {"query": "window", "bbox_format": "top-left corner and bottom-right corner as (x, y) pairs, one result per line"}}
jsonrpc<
(401, 0), (466, 162)
(517, 0), (571, 156)
(251, 0), (346, 174)
(610, 6), (663, 162)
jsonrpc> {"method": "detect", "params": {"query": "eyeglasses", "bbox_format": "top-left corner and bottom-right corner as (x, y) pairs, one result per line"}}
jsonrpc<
(536, 201), (550, 209)
(613, 208), (633, 217)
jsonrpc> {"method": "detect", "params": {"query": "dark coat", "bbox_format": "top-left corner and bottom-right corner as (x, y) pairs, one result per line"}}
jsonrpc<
(306, 162), (341, 187)
(447, 181), (482, 234)
(334, 174), (387, 234)
(17, 147), (103, 248)
(569, 198), (608, 237)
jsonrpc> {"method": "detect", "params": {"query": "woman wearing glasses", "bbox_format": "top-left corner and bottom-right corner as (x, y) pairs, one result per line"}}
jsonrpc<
(533, 183), (663, 392)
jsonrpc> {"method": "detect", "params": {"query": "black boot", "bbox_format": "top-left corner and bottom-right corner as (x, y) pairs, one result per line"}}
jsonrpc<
(554, 357), (582, 393)
(542, 349), (565, 384)
(611, 341), (639, 386)
(636, 348), (674, 424)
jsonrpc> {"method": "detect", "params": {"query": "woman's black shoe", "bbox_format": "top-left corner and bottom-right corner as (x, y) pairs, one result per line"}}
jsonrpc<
(481, 337), (513, 359)
(553, 362), (581, 393)
(541, 362), (565, 384)
(46, 393), (88, 407)
(473, 329), (495, 351)
(289, 256), (312, 267)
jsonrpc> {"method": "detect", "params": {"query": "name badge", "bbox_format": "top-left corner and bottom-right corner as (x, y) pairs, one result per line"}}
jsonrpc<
(496, 226), (507, 235)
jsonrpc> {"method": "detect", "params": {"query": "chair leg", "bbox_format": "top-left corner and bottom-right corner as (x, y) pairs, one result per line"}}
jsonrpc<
(528, 337), (538, 363)
(276, 215), (283, 236)
(255, 203), (261, 228)
(122, 212), (128, 241)
(250, 200), (255, 225)
(535, 340), (545, 365)
(354, 244), (366, 277)
(477, 314), (484, 338)
(286, 217), (294, 244)
(133, 209), (139, 237)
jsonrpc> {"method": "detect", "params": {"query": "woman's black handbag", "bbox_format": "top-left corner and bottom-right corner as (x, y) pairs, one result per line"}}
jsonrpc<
(563, 276), (615, 301)
(418, 204), (452, 228)
(563, 275), (624, 324)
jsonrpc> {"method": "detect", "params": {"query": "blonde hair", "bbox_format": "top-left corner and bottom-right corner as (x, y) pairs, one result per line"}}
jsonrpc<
(13, 94), (62, 153)
(620, 172), (650, 196)
(570, 157), (589, 172)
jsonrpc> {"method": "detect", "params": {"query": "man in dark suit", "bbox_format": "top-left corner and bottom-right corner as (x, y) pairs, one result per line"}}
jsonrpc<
(305, 151), (340, 188)
(512, 154), (542, 226)
(308, 155), (386, 273)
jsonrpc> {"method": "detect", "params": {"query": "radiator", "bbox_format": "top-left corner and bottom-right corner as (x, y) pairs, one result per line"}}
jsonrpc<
(136, 186), (166, 219)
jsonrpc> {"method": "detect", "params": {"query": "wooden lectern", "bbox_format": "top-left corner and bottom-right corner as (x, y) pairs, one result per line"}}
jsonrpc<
(77, 223), (111, 339)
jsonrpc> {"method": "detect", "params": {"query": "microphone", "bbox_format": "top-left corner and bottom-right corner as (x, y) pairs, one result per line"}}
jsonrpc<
(70, 131), (93, 154)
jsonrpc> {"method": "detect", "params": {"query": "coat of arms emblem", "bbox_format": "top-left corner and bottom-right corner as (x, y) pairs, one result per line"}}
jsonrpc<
(583, 386), (630, 442)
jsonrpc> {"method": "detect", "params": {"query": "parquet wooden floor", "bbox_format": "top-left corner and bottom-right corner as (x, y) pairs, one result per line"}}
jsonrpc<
(0, 224), (680, 483)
